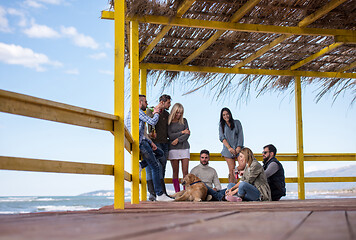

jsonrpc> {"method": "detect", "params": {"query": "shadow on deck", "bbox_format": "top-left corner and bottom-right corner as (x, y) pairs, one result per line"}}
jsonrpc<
(0, 198), (355, 240)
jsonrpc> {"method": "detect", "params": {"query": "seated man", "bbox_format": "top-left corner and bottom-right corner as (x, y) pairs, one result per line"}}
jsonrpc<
(262, 144), (286, 201)
(190, 149), (226, 201)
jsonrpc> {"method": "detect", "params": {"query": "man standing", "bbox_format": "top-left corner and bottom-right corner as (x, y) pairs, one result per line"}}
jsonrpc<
(146, 94), (171, 199)
(126, 95), (173, 201)
(262, 144), (286, 201)
(190, 149), (222, 191)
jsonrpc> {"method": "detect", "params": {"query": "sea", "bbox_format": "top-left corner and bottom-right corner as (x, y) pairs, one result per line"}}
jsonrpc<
(1, 191), (355, 215)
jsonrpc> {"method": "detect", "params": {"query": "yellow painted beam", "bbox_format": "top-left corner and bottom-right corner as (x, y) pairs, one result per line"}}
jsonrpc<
(139, 68), (147, 202)
(140, 69), (147, 201)
(335, 35), (356, 44)
(181, 0), (260, 65)
(189, 153), (356, 162)
(298, 0), (348, 28)
(304, 177), (356, 183)
(130, 20), (140, 205)
(0, 156), (114, 175)
(0, 89), (117, 131)
(234, 34), (291, 68)
(140, 62), (356, 79)
(101, 10), (114, 20)
(290, 42), (343, 70)
(139, 0), (195, 62)
(113, 0), (126, 209)
(125, 15), (355, 37)
(165, 177), (355, 184)
(295, 77), (305, 200)
(338, 61), (356, 72)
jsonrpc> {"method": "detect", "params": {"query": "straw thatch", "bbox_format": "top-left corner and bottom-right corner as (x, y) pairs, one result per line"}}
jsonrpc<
(109, 0), (356, 103)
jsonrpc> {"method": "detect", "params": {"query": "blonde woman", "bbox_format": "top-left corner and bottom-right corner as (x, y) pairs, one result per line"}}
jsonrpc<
(168, 103), (190, 192)
(225, 147), (271, 202)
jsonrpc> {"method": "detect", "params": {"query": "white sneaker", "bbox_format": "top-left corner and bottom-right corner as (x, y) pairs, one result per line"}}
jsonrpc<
(156, 194), (174, 202)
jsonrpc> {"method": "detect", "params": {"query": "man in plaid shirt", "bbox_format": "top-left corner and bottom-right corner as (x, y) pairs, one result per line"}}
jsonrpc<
(126, 95), (173, 202)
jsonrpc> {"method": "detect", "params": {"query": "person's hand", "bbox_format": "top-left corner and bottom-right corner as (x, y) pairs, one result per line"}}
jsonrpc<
(151, 142), (157, 150)
(239, 170), (244, 176)
(235, 147), (242, 154)
(171, 138), (179, 146)
(182, 128), (190, 135)
(228, 147), (237, 156)
(155, 102), (164, 110)
(149, 131), (157, 139)
(153, 107), (160, 114)
(225, 189), (232, 196)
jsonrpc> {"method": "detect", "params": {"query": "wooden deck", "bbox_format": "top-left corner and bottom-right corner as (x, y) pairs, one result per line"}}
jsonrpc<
(1, 198), (355, 240)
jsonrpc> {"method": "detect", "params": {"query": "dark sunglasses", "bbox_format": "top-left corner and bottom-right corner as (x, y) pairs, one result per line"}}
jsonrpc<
(262, 151), (269, 154)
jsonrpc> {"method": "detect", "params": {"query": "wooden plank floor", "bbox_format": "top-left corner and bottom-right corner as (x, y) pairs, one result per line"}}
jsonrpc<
(0, 198), (355, 240)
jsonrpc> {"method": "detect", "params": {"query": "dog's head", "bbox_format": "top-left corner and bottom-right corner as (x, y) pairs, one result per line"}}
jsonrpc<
(181, 174), (201, 186)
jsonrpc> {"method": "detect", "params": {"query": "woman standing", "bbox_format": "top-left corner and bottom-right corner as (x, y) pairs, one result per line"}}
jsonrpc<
(225, 147), (271, 201)
(219, 107), (244, 183)
(168, 103), (190, 192)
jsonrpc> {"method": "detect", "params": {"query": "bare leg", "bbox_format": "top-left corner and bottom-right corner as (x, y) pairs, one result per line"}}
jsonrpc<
(225, 157), (236, 183)
(181, 158), (189, 178)
(171, 160), (180, 179)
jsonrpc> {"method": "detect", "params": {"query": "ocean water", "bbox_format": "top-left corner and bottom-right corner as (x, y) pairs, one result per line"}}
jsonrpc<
(0, 196), (116, 215)
(0, 192), (354, 215)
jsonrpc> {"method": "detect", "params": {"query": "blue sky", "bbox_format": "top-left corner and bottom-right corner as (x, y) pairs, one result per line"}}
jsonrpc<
(0, 0), (355, 196)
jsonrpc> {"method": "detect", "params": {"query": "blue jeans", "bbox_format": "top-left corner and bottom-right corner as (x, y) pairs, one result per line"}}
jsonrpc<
(206, 185), (226, 201)
(146, 142), (168, 181)
(139, 139), (164, 195)
(227, 181), (261, 201)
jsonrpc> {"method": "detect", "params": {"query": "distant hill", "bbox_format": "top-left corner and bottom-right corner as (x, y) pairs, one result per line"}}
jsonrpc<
(288, 164), (356, 192)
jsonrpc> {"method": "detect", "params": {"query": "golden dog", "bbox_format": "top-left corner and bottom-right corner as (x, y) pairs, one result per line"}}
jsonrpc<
(171, 174), (207, 202)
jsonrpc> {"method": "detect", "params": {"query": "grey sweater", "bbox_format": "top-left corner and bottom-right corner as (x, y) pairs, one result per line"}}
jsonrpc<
(168, 118), (190, 150)
(190, 164), (222, 190)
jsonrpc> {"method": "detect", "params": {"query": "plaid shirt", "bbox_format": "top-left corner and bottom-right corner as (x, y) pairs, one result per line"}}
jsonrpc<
(125, 109), (159, 144)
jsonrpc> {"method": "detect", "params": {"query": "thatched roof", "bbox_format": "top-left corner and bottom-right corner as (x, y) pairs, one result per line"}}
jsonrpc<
(107, 0), (356, 103)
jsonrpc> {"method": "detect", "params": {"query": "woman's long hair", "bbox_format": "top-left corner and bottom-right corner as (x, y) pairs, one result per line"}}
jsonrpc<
(168, 103), (184, 125)
(240, 147), (255, 167)
(220, 107), (235, 134)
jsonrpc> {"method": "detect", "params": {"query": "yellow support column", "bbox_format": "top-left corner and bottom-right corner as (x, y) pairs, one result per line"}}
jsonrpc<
(114, 0), (125, 209)
(140, 69), (148, 201)
(130, 20), (140, 204)
(295, 77), (305, 200)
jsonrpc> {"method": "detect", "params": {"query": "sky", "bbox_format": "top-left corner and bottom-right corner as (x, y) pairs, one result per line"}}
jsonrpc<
(0, 0), (355, 196)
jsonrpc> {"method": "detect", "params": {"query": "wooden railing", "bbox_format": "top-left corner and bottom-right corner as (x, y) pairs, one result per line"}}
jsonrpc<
(1, 89), (355, 208)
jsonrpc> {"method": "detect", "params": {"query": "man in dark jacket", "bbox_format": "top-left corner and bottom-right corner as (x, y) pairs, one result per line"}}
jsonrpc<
(262, 144), (286, 201)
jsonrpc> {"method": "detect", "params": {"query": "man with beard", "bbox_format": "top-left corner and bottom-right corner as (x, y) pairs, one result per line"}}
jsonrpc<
(146, 94), (172, 200)
(190, 149), (222, 191)
(262, 144), (286, 201)
(125, 95), (173, 201)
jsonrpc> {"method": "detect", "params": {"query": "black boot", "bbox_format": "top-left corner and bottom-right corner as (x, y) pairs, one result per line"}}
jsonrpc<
(147, 180), (156, 201)
(161, 179), (168, 196)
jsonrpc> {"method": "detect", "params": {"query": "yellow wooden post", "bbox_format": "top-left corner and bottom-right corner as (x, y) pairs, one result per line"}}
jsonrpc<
(140, 68), (148, 201)
(113, 0), (125, 209)
(295, 77), (305, 200)
(130, 20), (140, 204)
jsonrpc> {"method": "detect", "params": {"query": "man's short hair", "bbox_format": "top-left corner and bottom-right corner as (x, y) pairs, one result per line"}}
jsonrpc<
(159, 94), (171, 102)
(200, 149), (210, 156)
(139, 94), (146, 98)
(264, 144), (277, 156)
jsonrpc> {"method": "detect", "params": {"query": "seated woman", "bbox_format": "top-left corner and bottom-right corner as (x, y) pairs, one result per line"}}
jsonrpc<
(225, 147), (271, 202)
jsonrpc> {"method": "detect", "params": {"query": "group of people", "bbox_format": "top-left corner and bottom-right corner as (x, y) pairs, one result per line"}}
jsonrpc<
(127, 94), (286, 202)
